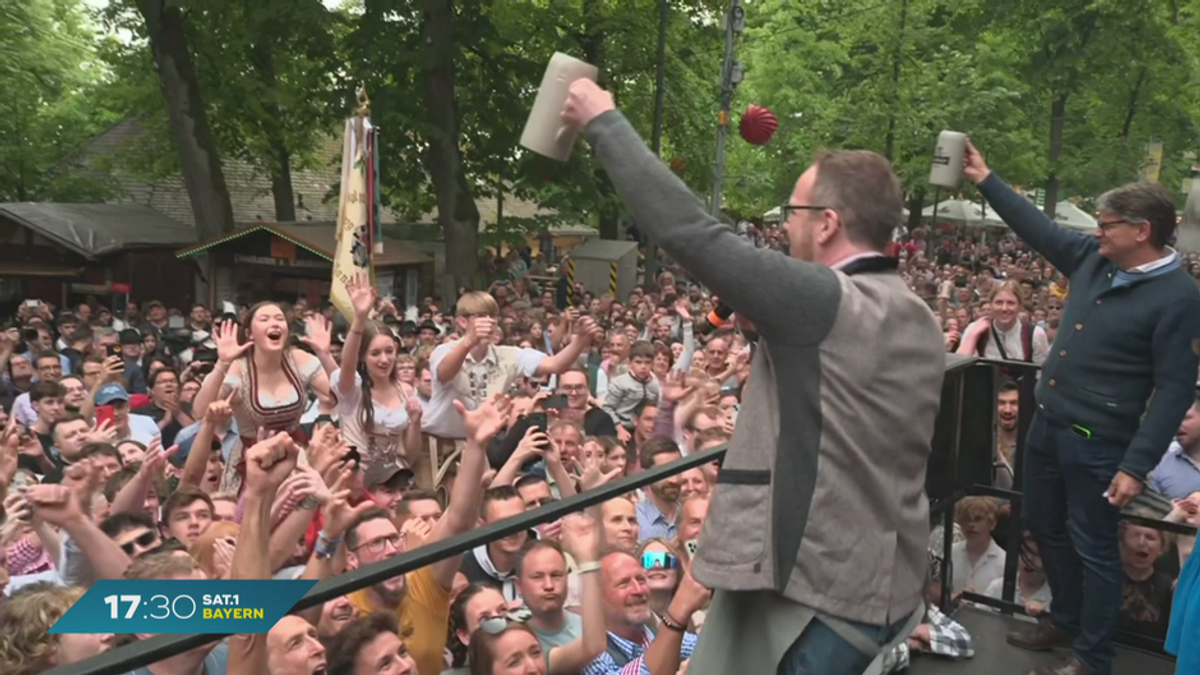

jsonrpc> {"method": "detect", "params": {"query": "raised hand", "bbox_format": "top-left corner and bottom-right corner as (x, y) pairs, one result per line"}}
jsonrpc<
(212, 537), (236, 579)
(102, 355), (124, 383)
(400, 516), (433, 551)
(962, 140), (991, 185)
(516, 426), (550, 460)
(301, 315), (333, 355)
(205, 390), (236, 426)
(561, 78), (616, 130)
(560, 511), (601, 563)
(660, 369), (695, 404)
(244, 431), (299, 492)
(347, 272), (377, 320)
(578, 451), (622, 491)
(84, 419), (118, 445)
(215, 320), (251, 364)
(139, 439), (178, 479)
(26, 484), (86, 528)
(405, 397), (423, 421)
(465, 316), (496, 347)
(573, 316), (604, 345)
(289, 464), (332, 506)
(455, 394), (511, 446)
(322, 469), (377, 538)
(674, 297), (692, 323)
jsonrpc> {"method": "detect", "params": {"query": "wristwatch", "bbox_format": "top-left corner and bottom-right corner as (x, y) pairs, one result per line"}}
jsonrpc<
(298, 495), (319, 510)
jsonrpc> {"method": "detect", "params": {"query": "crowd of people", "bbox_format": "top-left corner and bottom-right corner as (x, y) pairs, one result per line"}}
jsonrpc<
(0, 110), (1197, 675)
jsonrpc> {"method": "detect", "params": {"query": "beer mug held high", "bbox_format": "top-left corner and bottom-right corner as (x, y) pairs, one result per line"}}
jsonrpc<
(520, 53), (599, 162)
(929, 131), (967, 187)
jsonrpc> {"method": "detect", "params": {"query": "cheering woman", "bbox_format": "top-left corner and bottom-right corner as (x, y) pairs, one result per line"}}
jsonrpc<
(192, 303), (332, 493)
(333, 273), (423, 469)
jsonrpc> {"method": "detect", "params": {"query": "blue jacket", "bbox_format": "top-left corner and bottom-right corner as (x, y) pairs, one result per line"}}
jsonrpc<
(979, 173), (1200, 479)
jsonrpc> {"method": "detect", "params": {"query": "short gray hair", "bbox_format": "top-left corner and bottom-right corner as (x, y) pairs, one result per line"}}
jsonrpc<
(92, 326), (116, 342)
(1096, 182), (1177, 248)
(810, 150), (903, 251)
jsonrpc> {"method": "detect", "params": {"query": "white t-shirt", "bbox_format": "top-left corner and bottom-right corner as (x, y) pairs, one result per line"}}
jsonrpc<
(118, 413), (163, 446)
(423, 341), (545, 439)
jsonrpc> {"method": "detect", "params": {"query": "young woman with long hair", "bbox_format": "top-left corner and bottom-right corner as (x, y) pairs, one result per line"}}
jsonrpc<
(191, 302), (331, 493)
(335, 273), (423, 470)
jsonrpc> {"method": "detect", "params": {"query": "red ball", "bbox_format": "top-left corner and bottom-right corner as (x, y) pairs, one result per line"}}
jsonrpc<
(739, 104), (779, 145)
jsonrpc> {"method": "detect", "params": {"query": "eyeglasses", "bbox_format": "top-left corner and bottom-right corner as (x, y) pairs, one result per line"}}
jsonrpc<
(1097, 218), (1143, 231)
(782, 204), (832, 221)
(353, 533), (402, 555)
(120, 530), (159, 556)
(642, 551), (679, 570)
(478, 609), (530, 635)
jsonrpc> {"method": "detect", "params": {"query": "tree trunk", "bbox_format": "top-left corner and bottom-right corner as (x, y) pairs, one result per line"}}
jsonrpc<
(247, 39), (296, 222)
(1044, 94), (1067, 219)
(423, 0), (480, 293)
(135, 0), (234, 239)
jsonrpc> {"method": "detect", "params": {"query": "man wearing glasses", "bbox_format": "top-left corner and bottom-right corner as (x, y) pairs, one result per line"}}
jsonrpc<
(561, 81), (946, 675)
(964, 141), (1200, 675)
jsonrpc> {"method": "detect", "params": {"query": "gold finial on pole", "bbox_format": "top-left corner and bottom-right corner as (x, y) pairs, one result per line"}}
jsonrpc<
(355, 85), (370, 116)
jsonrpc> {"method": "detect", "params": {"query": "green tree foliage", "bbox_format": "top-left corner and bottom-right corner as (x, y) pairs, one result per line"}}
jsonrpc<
(0, 0), (121, 202)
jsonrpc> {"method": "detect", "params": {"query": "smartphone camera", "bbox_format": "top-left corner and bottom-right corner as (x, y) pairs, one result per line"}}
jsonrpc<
(343, 447), (361, 471)
(106, 344), (120, 358)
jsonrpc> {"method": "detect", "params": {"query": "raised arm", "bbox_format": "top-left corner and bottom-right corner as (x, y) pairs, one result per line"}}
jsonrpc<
(335, 274), (376, 398)
(193, 320), (249, 419)
(963, 141), (1096, 277)
(568, 84), (839, 342)
(426, 395), (510, 588)
(536, 317), (602, 376)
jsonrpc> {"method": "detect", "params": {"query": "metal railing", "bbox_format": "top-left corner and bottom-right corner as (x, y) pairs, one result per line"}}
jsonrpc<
(933, 357), (1195, 657)
(47, 354), (1194, 673)
(46, 446), (726, 675)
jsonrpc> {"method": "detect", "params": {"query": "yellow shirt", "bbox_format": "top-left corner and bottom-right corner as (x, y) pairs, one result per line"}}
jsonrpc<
(348, 566), (450, 675)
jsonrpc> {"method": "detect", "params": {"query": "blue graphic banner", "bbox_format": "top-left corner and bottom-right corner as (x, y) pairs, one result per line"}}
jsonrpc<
(48, 579), (315, 634)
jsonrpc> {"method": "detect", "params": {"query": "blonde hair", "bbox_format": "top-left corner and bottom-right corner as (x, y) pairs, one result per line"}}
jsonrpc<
(188, 521), (240, 578)
(988, 280), (1023, 304)
(456, 291), (498, 318)
(0, 585), (86, 675)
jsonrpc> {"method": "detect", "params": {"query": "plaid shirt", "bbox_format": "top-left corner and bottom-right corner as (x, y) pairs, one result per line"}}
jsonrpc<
(580, 627), (698, 675)
(6, 535), (53, 576)
(883, 604), (974, 673)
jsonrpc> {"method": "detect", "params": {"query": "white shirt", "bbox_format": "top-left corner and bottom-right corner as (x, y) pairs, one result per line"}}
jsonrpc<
(969, 319), (1049, 366)
(422, 341), (545, 438)
(951, 538), (1007, 594)
(1129, 247), (1178, 273)
(117, 413), (163, 446)
(11, 392), (37, 427)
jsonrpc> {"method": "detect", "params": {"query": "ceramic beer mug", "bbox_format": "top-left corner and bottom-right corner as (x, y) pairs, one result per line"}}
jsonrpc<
(929, 130), (967, 187)
(520, 53), (599, 161)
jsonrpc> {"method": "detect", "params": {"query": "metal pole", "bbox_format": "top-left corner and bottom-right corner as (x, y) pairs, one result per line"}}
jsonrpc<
(645, 0), (669, 284)
(710, 0), (743, 218)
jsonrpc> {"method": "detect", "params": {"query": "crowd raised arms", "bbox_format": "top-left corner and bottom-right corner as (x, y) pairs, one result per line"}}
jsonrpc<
(0, 91), (1198, 675)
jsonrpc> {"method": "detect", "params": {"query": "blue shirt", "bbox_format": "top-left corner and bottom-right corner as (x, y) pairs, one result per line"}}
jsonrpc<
(581, 627), (697, 675)
(635, 497), (676, 542)
(1149, 442), (1200, 499)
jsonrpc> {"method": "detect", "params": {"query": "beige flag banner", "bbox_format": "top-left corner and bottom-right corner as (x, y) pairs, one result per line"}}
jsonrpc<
(331, 117), (372, 322)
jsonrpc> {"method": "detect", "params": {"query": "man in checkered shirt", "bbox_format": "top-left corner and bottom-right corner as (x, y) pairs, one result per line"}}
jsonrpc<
(882, 549), (976, 672)
(580, 549), (709, 675)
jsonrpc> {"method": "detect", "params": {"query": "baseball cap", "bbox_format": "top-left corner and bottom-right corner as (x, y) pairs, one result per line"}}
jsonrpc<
(365, 462), (413, 491)
(95, 383), (130, 405)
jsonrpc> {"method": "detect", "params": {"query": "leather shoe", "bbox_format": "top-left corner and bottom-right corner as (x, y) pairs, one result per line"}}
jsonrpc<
(1007, 618), (1076, 651)
(1027, 656), (1109, 675)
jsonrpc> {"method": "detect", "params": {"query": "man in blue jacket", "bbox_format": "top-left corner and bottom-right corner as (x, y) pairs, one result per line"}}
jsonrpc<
(964, 142), (1200, 675)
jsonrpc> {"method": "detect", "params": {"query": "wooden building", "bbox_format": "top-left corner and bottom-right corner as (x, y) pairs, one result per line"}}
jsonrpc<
(177, 222), (434, 309)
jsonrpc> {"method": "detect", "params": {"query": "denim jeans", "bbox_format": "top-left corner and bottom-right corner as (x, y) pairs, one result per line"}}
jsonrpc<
(1024, 413), (1123, 673)
(776, 614), (907, 675)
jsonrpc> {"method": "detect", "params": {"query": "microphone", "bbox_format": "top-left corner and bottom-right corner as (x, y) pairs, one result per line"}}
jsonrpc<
(698, 302), (734, 335)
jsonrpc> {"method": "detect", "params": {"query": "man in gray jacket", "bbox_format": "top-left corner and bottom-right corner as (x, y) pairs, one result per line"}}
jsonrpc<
(562, 81), (946, 675)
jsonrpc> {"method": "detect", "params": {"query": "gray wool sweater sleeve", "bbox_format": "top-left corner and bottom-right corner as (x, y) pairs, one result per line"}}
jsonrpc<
(583, 111), (842, 345)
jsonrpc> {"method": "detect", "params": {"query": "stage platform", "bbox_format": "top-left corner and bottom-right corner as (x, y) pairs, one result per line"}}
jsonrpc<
(907, 607), (1176, 675)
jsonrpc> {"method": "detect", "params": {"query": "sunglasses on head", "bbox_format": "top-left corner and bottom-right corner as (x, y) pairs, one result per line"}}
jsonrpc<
(120, 530), (159, 556)
(479, 609), (529, 635)
(642, 551), (678, 570)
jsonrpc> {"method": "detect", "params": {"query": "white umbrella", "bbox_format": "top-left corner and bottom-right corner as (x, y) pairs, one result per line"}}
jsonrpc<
(922, 199), (986, 226)
(1054, 201), (1097, 232)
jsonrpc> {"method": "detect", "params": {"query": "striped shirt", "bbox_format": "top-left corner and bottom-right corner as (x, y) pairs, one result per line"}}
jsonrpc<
(580, 626), (697, 675)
